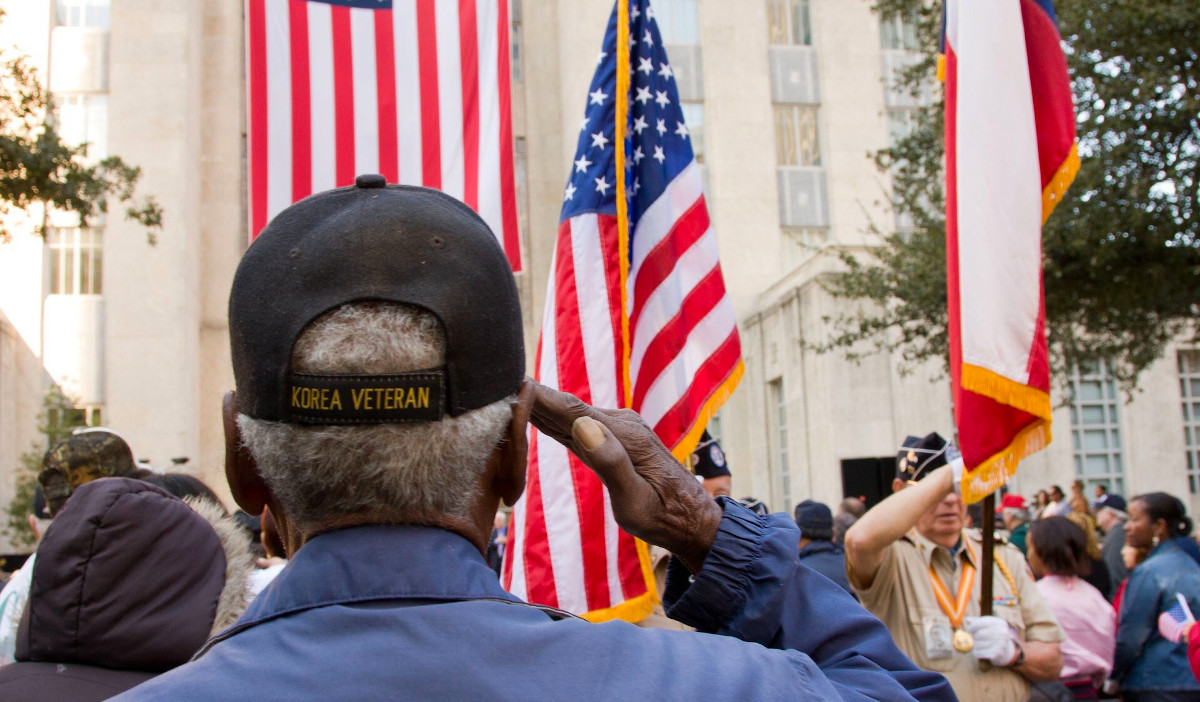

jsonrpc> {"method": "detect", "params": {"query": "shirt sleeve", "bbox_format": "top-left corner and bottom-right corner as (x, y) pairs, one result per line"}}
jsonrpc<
(1188, 621), (1200, 684)
(0, 557), (34, 665)
(664, 498), (956, 702)
(1113, 568), (1157, 681)
(846, 539), (901, 610)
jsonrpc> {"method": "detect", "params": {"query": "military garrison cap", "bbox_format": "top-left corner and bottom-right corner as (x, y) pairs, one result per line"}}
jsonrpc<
(690, 431), (730, 479)
(229, 175), (524, 424)
(896, 432), (954, 483)
(39, 428), (137, 516)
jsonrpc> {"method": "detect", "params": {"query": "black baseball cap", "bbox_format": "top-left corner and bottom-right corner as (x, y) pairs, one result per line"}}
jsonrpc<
(229, 175), (524, 424)
(793, 500), (833, 540)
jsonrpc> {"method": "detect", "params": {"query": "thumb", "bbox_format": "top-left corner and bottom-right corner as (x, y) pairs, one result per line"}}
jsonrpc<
(571, 417), (637, 498)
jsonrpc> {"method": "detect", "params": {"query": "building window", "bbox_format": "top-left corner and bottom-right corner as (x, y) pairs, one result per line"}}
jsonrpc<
(55, 0), (110, 29)
(767, 0), (812, 46)
(880, 12), (920, 51)
(1180, 351), (1200, 494)
(886, 108), (920, 233)
(513, 135), (528, 244)
(886, 108), (919, 146)
(769, 379), (791, 513)
(510, 0), (522, 83)
(680, 102), (705, 164)
(54, 94), (108, 162)
(1069, 360), (1124, 495)
(47, 228), (103, 295)
(774, 105), (820, 167)
(654, 0), (699, 45)
(47, 404), (104, 429)
(783, 228), (828, 268)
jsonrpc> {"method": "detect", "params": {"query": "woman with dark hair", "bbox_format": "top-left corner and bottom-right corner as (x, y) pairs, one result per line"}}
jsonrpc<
(1028, 517), (1115, 700)
(1034, 490), (1050, 521)
(1111, 492), (1200, 701)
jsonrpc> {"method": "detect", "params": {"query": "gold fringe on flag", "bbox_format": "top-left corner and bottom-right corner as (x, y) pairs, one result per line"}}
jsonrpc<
(961, 420), (1052, 504)
(960, 363), (1052, 422)
(1042, 142), (1080, 224)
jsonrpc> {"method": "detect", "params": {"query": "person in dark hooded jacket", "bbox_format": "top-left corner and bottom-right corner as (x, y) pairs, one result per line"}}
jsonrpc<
(793, 500), (854, 596)
(0, 477), (250, 701)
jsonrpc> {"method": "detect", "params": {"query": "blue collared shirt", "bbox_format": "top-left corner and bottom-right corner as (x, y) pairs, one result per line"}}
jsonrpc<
(116, 501), (953, 701)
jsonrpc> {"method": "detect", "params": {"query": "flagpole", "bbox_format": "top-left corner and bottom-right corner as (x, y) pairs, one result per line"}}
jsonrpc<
(979, 492), (994, 617)
(613, 0), (633, 410)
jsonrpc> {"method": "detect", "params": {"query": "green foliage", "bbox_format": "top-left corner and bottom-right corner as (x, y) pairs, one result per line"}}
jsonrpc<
(0, 30), (162, 244)
(821, 0), (1199, 392)
(4, 386), (90, 550)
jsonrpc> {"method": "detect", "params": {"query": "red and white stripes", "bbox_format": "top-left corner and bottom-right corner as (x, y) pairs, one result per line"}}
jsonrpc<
(627, 164), (741, 451)
(504, 166), (742, 619)
(246, 0), (521, 270)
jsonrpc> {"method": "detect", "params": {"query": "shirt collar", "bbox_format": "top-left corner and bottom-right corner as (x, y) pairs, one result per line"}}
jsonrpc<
(904, 528), (978, 570)
(799, 540), (841, 556)
(235, 524), (519, 630)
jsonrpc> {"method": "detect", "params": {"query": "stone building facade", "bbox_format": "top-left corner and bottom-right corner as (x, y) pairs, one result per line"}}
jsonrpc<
(0, 0), (1193, 552)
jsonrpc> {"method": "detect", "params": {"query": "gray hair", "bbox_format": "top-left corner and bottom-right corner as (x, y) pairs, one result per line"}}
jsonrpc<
(1002, 507), (1029, 524)
(832, 512), (857, 545)
(1099, 505), (1129, 522)
(238, 303), (513, 532)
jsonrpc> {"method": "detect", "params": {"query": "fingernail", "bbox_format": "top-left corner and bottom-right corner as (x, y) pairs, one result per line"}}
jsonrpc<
(573, 417), (606, 450)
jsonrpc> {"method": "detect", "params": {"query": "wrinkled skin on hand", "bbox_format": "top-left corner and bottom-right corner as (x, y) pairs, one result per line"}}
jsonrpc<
(527, 380), (723, 574)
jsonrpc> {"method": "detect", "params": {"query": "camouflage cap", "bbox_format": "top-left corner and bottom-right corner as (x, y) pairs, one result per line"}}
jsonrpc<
(39, 429), (136, 516)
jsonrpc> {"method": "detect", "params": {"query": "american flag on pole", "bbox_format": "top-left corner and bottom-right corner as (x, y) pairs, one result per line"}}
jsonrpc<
(942, 0), (1077, 502)
(245, 0), (522, 270)
(501, 0), (743, 621)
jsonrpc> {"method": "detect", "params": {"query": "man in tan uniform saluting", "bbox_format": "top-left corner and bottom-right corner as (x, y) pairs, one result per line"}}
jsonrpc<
(844, 433), (1065, 702)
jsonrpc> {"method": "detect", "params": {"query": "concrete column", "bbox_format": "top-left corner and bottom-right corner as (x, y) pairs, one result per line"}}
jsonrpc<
(105, 0), (203, 467)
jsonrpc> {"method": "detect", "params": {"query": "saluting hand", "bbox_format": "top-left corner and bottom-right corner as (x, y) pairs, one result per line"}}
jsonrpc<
(527, 380), (723, 574)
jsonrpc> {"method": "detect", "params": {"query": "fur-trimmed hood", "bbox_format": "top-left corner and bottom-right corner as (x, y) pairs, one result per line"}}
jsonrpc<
(14, 477), (254, 672)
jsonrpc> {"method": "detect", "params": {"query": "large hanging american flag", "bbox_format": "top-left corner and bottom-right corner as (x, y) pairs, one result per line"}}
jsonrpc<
(502, 0), (743, 621)
(942, 0), (1077, 502)
(245, 0), (522, 270)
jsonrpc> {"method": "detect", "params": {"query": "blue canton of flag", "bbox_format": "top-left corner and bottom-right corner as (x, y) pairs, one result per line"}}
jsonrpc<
(561, 0), (694, 231)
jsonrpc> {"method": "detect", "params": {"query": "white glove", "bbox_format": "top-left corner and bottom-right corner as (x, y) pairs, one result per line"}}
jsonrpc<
(964, 615), (1018, 666)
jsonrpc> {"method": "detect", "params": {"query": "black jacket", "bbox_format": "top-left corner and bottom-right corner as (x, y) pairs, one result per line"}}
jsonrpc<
(0, 478), (247, 701)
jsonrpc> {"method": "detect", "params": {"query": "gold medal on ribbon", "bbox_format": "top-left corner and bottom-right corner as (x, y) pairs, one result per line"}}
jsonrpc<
(953, 628), (975, 653)
(928, 537), (977, 655)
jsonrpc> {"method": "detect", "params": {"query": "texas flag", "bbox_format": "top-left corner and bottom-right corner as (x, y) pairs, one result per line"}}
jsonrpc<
(941, 0), (1078, 502)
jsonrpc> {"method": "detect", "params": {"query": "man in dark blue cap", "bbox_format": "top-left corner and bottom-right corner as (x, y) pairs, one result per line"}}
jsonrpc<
(116, 178), (952, 701)
(794, 500), (854, 596)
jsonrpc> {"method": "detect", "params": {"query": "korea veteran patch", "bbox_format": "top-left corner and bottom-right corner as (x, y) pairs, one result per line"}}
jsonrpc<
(287, 372), (444, 424)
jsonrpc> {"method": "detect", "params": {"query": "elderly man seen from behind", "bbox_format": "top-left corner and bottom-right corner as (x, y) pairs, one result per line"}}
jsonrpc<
(1095, 494), (1130, 599)
(113, 178), (952, 701)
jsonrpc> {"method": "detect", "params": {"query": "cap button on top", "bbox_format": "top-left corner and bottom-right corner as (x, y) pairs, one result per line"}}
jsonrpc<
(355, 173), (387, 189)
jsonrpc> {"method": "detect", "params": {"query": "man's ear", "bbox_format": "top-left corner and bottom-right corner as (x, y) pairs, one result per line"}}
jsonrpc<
(491, 378), (535, 507)
(224, 391), (269, 515)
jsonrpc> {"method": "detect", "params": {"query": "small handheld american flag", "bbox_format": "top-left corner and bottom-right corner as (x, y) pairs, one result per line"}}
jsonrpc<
(1158, 593), (1196, 644)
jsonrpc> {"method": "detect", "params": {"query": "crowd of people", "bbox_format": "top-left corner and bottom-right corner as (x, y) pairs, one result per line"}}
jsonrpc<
(731, 441), (1200, 702)
(0, 178), (1196, 701)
